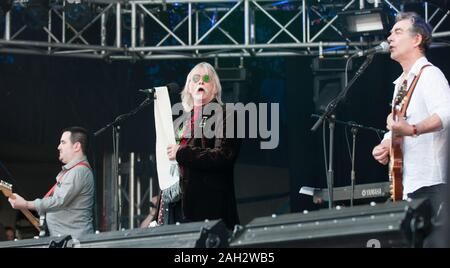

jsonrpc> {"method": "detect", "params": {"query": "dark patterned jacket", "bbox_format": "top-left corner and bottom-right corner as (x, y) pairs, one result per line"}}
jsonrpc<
(175, 101), (241, 229)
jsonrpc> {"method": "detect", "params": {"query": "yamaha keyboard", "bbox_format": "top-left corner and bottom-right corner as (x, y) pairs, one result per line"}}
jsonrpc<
(299, 182), (390, 204)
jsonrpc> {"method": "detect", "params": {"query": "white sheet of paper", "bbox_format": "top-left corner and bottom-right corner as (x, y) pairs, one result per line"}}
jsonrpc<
(154, 86), (179, 190)
(299, 186), (316, 196)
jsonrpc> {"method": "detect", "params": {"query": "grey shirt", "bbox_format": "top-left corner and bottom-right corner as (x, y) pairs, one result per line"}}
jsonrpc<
(34, 156), (94, 238)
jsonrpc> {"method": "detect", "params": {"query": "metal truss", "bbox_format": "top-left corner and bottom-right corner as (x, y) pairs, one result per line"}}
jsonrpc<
(1, 0), (449, 61)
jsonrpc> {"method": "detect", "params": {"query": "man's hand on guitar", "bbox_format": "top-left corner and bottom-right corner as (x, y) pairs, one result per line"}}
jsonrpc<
(8, 193), (28, 210)
(387, 112), (414, 136)
(372, 139), (390, 165)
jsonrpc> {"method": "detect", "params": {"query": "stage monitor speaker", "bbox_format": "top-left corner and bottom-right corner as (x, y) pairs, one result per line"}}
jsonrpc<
(67, 219), (229, 248)
(313, 73), (345, 113)
(312, 57), (352, 72)
(230, 198), (432, 248)
(0, 220), (228, 248)
(0, 235), (72, 248)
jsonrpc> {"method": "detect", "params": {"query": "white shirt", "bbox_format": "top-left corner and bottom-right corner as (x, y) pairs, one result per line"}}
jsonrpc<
(384, 57), (450, 198)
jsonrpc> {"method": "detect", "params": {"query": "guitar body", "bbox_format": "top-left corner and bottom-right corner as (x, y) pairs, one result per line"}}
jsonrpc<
(388, 87), (405, 202)
(390, 134), (404, 201)
(387, 66), (430, 201)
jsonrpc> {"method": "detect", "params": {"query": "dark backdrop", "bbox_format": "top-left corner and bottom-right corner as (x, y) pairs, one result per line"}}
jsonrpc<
(1, 47), (449, 225)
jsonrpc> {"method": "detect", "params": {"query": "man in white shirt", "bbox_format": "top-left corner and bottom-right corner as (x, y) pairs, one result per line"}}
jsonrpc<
(372, 12), (450, 243)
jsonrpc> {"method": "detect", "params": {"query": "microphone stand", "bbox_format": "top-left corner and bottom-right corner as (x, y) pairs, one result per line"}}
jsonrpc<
(94, 94), (156, 230)
(311, 54), (375, 209)
(311, 114), (386, 207)
(350, 126), (357, 207)
(311, 115), (387, 136)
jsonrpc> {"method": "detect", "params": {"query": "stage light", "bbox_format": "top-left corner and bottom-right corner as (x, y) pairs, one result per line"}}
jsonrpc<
(338, 8), (390, 37)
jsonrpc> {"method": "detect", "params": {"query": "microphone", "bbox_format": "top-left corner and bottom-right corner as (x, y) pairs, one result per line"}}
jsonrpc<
(139, 82), (180, 95)
(356, 41), (389, 57)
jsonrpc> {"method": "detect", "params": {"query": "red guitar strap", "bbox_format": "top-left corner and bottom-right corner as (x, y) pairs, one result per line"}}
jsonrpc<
(44, 162), (91, 198)
(399, 64), (431, 117)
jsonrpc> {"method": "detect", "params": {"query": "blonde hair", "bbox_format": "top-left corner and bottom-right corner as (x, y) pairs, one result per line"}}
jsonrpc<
(181, 62), (223, 111)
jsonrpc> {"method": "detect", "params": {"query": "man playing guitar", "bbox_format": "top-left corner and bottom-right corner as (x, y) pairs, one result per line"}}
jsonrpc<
(372, 12), (450, 247)
(7, 127), (94, 239)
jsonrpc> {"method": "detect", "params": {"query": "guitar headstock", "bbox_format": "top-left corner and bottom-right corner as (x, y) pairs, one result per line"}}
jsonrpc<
(393, 80), (408, 108)
(394, 94), (402, 107)
(0, 180), (13, 197)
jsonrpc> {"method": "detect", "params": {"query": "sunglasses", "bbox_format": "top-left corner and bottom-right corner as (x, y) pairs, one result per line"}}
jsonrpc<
(192, 74), (211, 83)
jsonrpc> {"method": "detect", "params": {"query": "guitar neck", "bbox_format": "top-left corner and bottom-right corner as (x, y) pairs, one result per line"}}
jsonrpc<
(19, 208), (41, 232)
(1, 180), (42, 232)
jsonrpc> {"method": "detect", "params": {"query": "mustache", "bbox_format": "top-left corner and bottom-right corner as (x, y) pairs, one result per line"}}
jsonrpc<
(195, 85), (209, 94)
